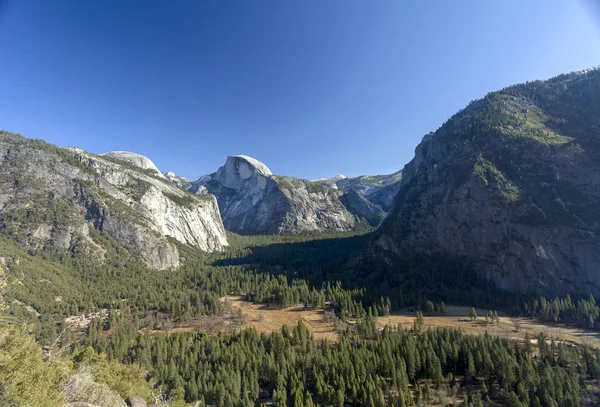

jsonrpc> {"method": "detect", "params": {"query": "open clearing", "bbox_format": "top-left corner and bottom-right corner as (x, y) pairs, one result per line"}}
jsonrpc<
(132, 298), (600, 349)
(377, 305), (600, 349)
(226, 296), (339, 341)
(227, 299), (600, 348)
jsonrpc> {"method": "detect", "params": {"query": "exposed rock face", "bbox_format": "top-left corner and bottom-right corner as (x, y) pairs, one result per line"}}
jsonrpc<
(163, 171), (192, 189)
(339, 189), (385, 227)
(313, 170), (403, 211)
(367, 69), (600, 296)
(215, 155), (273, 188)
(100, 151), (165, 178)
(364, 177), (403, 211)
(192, 155), (359, 235)
(126, 396), (148, 407)
(65, 367), (127, 407)
(0, 132), (228, 269)
(311, 174), (347, 189)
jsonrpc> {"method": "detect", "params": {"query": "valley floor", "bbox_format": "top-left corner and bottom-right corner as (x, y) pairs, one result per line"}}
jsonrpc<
(377, 306), (600, 350)
(141, 297), (600, 350)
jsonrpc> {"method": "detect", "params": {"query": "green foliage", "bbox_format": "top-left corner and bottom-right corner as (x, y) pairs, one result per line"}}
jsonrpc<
(121, 178), (152, 201)
(0, 325), (68, 406)
(92, 320), (593, 406)
(0, 275), (153, 406)
(162, 191), (204, 208)
(473, 154), (521, 202)
(275, 177), (295, 190)
(524, 294), (600, 329)
(100, 154), (165, 179)
(72, 347), (154, 401)
(0, 130), (97, 176)
(306, 182), (328, 194)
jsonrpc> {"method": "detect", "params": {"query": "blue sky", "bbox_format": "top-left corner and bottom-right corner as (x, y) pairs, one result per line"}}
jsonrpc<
(0, 1), (599, 180)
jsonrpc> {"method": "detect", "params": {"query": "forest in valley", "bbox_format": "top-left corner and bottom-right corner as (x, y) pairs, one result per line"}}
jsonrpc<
(2, 227), (600, 406)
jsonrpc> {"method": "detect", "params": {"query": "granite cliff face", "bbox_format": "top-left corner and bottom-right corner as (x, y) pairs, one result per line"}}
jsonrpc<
(339, 189), (385, 227)
(100, 151), (165, 178)
(313, 170), (403, 211)
(367, 69), (600, 296)
(192, 155), (360, 234)
(163, 171), (192, 189)
(0, 132), (228, 269)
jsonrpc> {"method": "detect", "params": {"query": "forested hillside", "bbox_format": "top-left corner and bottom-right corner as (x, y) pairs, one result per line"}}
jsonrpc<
(363, 68), (600, 297)
(4, 221), (600, 406)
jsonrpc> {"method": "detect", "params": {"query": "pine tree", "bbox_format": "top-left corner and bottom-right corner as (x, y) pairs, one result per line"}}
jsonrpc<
(440, 301), (447, 315)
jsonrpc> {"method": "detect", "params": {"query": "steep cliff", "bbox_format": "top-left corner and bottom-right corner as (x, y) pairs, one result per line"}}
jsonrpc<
(313, 170), (403, 211)
(192, 155), (359, 235)
(339, 189), (386, 227)
(367, 69), (600, 296)
(0, 132), (228, 269)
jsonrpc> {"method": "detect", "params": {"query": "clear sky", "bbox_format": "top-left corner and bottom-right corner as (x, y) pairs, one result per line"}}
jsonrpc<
(0, 1), (599, 180)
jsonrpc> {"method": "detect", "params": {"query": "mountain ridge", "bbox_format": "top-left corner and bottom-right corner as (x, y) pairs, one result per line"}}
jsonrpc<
(191, 155), (363, 234)
(358, 68), (600, 296)
(0, 131), (228, 270)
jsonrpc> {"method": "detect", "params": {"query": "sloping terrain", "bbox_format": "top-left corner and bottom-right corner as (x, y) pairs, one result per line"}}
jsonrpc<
(0, 131), (228, 270)
(364, 69), (600, 296)
(313, 170), (403, 211)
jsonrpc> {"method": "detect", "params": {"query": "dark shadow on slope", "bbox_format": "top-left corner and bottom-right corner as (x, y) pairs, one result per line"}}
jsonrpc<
(214, 231), (521, 311)
(214, 233), (371, 287)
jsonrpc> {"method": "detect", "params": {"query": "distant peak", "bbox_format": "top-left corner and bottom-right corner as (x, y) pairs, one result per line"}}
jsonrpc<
(213, 155), (272, 189)
(228, 155), (272, 176)
(65, 146), (86, 154)
(100, 151), (164, 178)
(311, 174), (346, 183)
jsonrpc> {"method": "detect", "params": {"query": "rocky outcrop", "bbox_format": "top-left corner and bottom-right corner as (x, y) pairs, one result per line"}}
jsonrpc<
(313, 170), (403, 211)
(339, 189), (385, 227)
(364, 177), (403, 211)
(65, 367), (127, 407)
(126, 396), (148, 407)
(162, 171), (192, 189)
(192, 155), (359, 235)
(311, 174), (347, 189)
(365, 69), (600, 296)
(100, 151), (165, 178)
(0, 132), (228, 269)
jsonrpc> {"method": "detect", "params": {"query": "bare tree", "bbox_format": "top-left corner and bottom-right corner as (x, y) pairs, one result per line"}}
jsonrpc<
(44, 327), (74, 360)
(513, 319), (520, 333)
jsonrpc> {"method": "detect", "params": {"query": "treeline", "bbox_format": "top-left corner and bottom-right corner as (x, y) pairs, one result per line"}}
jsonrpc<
(221, 231), (521, 313)
(6, 214), (515, 335)
(4, 229), (384, 345)
(90, 318), (598, 407)
(523, 294), (600, 329)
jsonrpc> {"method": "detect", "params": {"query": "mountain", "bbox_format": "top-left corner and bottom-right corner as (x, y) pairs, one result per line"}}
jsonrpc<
(312, 170), (403, 211)
(191, 155), (362, 234)
(339, 189), (386, 227)
(163, 170), (193, 189)
(311, 173), (347, 187)
(363, 68), (600, 296)
(99, 151), (165, 178)
(0, 131), (228, 270)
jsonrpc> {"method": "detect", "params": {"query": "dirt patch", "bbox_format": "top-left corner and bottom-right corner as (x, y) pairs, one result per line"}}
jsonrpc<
(378, 306), (600, 349)
(128, 301), (600, 349)
(227, 296), (339, 342)
(138, 313), (240, 335)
